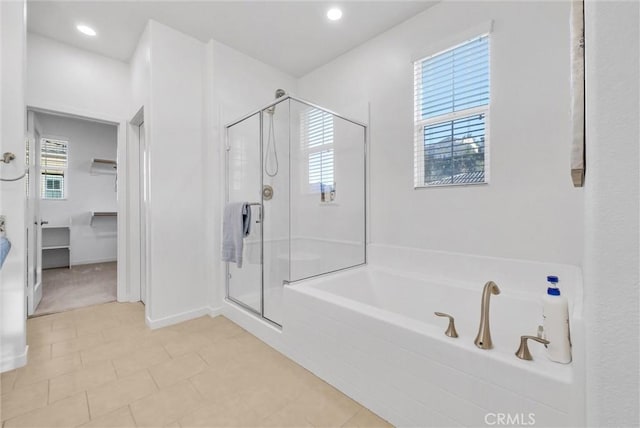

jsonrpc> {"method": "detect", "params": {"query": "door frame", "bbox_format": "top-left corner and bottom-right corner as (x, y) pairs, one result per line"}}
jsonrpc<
(25, 103), (140, 305)
(126, 107), (149, 304)
(25, 110), (43, 315)
(224, 111), (266, 320)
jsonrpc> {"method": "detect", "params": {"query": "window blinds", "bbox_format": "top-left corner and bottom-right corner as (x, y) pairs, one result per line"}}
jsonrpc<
(414, 35), (490, 187)
(302, 108), (334, 188)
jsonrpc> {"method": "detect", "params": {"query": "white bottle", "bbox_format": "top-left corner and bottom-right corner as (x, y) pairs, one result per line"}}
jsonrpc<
(542, 276), (572, 363)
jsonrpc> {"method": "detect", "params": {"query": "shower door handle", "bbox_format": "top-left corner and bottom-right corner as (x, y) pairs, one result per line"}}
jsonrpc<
(255, 205), (263, 224)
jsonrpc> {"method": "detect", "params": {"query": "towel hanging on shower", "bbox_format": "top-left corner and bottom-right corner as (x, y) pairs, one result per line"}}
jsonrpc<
(0, 237), (11, 269)
(222, 202), (252, 268)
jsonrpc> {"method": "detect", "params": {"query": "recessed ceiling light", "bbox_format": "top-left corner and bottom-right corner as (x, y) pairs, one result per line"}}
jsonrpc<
(327, 8), (343, 21)
(76, 24), (97, 37)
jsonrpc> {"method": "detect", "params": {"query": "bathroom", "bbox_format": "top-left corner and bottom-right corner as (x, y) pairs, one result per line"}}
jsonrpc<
(0, 1), (638, 427)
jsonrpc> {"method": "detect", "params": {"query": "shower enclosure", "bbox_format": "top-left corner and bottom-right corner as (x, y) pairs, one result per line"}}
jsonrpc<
(225, 95), (366, 326)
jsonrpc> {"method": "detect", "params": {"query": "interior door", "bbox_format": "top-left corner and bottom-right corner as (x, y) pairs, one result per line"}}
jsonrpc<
(26, 111), (43, 315)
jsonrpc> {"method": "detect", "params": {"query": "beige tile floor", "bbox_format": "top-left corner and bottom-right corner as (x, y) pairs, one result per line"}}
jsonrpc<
(0, 302), (392, 427)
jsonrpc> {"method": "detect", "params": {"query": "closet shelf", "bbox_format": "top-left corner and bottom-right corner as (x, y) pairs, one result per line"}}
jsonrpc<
(90, 158), (117, 175)
(90, 211), (117, 226)
(42, 226), (70, 269)
(42, 245), (70, 250)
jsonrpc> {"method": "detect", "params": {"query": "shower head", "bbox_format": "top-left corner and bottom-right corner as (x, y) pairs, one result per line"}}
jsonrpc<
(266, 89), (287, 115)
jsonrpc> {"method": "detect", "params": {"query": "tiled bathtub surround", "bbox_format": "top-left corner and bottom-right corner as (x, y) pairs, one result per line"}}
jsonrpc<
(276, 245), (585, 427)
(0, 302), (390, 427)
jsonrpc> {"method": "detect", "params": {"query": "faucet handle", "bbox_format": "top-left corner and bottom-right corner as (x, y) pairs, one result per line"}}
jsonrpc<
(515, 335), (550, 360)
(434, 312), (459, 338)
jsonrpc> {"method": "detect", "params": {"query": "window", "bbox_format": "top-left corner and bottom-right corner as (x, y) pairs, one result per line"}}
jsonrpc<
(301, 108), (334, 194)
(414, 34), (490, 187)
(40, 138), (68, 199)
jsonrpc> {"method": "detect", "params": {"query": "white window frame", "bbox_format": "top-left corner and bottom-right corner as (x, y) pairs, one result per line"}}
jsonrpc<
(414, 34), (491, 188)
(40, 137), (69, 200)
(301, 108), (334, 194)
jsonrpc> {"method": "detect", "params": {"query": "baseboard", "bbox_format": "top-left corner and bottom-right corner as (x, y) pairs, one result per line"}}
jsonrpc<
(0, 345), (28, 373)
(208, 306), (223, 318)
(145, 306), (215, 330)
(71, 258), (117, 266)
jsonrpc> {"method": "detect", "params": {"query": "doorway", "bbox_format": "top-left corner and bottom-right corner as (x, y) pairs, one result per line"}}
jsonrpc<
(125, 107), (149, 306)
(26, 109), (120, 316)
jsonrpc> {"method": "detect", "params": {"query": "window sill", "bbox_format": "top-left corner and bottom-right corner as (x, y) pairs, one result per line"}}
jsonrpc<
(414, 181), (488, 189)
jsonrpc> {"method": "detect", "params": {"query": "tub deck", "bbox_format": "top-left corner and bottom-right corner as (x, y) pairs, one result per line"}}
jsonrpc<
(283, 264), (583, 427)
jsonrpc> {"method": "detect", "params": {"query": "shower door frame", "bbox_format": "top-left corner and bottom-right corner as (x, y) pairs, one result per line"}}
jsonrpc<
(224, 95), (368, 328)
(224, 111), (266, 322)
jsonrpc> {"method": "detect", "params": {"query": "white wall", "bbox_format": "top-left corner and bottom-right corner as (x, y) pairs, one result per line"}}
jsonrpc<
(129, 26), (150, 120)
(0, 0), (27, 372)
(26, 33), (129, 121)
(143, 21), (208, 326)
(210, 40), (297, 125)
(36, 113), (118, 266)
(298, 1), (583, 266)
(207, 39), (297, 311)
(583, 1), (640, 426)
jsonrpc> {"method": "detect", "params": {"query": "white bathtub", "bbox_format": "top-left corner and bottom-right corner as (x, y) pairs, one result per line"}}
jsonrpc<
(282, 246), (585, 427)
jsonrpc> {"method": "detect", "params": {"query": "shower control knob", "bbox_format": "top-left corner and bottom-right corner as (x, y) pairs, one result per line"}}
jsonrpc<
(262, 185), (273, 201)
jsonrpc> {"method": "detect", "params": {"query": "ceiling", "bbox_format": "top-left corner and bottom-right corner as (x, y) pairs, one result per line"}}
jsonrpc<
(27, 1), (436, 77)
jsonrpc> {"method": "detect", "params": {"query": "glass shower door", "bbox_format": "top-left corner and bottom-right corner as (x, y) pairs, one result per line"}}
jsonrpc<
(261, 100), (290, 325)
(226, 112), (262, 314)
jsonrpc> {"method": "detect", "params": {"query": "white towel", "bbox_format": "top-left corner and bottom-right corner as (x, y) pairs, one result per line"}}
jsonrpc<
(222, 202), (252, 268)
